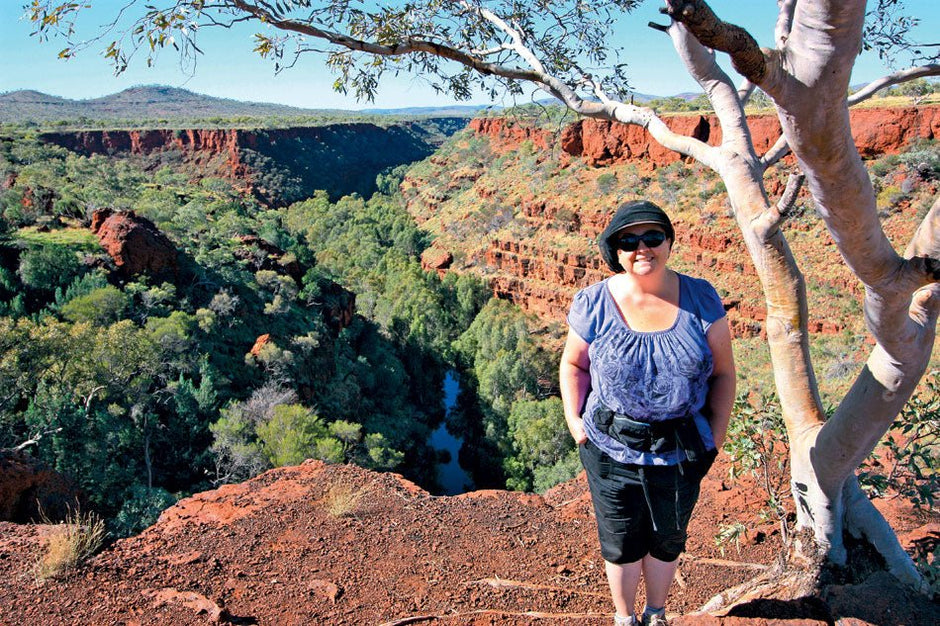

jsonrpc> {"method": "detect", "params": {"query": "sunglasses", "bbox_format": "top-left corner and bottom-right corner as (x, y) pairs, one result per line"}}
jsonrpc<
(615, 230), (668, 251)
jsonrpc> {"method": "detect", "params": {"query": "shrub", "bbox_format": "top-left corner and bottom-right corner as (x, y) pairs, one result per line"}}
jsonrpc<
(17, 244), (83, 293)
(898, 141), (940, 181)
(33, 509), (106, 581)
(61, 286), (130, 325)
(859, 371), (940, 510)
(869, 153), (900, 179)
(595, 172), (618, 195)
(110, 484), (177, 538)
(722, 394), (790, 534)
(323, 483), (364, 518)
(256, 403), (324, 467)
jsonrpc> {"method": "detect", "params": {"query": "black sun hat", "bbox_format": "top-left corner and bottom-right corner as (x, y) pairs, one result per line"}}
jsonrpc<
(598, 200), (675, 273)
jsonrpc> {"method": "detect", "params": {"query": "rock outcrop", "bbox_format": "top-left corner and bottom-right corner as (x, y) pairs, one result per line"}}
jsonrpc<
(0, 449), (81, 523)
(420, 245), (454, 275)
(91, 208), (178, 277)
(0, 458), (935, 624)
(424, 106), (939, 336)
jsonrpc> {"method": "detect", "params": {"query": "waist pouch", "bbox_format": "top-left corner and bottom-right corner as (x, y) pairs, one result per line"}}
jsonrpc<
(593, 405), (709, 462)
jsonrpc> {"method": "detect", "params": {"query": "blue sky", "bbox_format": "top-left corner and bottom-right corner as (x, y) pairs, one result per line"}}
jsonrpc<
(1, 1), (936, 110)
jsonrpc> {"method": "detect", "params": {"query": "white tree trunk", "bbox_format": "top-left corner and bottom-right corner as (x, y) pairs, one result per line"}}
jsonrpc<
(661, 0), (938, 589)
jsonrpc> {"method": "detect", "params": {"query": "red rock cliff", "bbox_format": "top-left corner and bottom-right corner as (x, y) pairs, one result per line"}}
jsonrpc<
(474, 106), (939, 167)
(442, 107), (939, 336)
(39, 121), (467, 207)
(40, 128), (247, 177)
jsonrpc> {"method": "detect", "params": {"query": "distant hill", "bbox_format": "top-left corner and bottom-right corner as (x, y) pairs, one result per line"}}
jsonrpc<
(0, 85), (486, 126)
(0, 85), (716, 128)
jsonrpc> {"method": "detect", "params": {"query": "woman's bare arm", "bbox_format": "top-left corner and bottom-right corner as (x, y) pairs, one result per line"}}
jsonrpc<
(559, 328), (592, 445)
(705, 317), (736, 448)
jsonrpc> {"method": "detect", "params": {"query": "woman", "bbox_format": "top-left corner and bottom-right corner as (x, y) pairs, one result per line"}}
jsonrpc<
(559, 200), (735, 626)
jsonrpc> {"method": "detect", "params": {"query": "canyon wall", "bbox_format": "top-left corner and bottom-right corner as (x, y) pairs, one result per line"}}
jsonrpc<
(472, 106), (940, 168)
(428, 106), (939, 336)
(40, 119), (469, 207)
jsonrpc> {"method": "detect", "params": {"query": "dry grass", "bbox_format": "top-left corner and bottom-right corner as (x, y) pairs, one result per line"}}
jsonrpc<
(15, 225), (102, 251)
(33, 510), (106, 581)
(323, 483), (364, 518)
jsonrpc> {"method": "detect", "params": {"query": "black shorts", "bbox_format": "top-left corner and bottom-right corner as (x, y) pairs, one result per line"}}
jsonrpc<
(579, 439), (715, 564)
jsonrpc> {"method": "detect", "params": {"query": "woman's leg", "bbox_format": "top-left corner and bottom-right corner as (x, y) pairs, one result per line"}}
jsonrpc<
(605, 559), (642, 619)
(640, 554), (679, 609)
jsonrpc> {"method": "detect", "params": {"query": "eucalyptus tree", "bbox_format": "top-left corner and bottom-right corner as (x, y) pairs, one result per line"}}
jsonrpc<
(26, 0), (940, 596)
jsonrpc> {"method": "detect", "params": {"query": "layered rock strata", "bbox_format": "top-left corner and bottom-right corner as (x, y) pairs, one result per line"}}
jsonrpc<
(431, 107), (938, 336)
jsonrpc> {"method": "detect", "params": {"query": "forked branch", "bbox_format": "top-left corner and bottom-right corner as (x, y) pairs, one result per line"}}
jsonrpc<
(752, 172), (804, 241)
(661, 0), (768, 84)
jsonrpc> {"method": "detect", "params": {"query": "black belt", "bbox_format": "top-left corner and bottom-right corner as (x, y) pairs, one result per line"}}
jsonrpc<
(593, 405), (708, 461)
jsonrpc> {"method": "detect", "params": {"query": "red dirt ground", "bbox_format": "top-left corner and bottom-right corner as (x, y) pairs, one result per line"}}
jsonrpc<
(0, 457), (936, 625)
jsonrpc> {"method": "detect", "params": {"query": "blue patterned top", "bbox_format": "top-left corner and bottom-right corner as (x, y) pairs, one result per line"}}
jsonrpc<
(567, 273), (726, 465)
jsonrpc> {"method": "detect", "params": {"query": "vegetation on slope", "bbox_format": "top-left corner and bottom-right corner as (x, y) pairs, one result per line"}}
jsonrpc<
(0, 126), (584, 538)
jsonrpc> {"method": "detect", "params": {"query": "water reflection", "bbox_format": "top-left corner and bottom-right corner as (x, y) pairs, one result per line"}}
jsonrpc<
(428, 371), (474, 494)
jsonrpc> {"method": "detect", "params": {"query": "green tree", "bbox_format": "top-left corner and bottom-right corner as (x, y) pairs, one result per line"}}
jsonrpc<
(60, 286), (130, 325)
(454, 299), (554, 457)
(210, 383), (298, 483)
(505, 397), (578, 492)
(256, 403), (331, 467)
(17, 244), (83, 295)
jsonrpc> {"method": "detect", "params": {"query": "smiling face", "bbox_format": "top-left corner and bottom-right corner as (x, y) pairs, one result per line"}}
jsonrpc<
(615, 223), (672, 277)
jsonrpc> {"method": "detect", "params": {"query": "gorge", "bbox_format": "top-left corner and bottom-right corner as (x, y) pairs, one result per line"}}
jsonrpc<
(1, 100), (938, 624)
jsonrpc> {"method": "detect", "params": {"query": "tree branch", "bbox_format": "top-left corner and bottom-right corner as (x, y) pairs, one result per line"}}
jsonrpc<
(661, 0), (768, 85)
(737, 78), (756, 106)
(615, 104), (720, 166)
(905, 194), (940, 263)
(229, 0), (543, 83)
(470, 3), (546, 75)
(848, 64), (940, 106)
(759, 134), (791, 170)
(775, 0), (797, 48)
(752, 172), (805, 241)
(12, 428), (63, 453)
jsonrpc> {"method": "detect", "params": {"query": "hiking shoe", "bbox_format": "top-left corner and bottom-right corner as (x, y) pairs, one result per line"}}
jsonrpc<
(614, 614), (638, 626)
(642, 612), (668, 626)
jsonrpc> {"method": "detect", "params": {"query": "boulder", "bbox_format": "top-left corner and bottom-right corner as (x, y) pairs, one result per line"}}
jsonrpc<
(233, 234), (303, 282)
(0, 448), (81, 523)
(420, 245), (453, 275)
(91, 209), (178, 277)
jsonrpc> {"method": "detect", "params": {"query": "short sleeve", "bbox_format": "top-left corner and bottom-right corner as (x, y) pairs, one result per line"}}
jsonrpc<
(567, 288), (597, 343)
(696, 279), (726, 334)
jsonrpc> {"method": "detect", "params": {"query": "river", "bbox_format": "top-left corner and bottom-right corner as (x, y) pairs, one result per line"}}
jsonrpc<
(427, 371), (475, 495)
